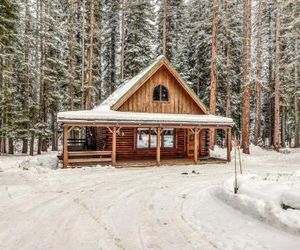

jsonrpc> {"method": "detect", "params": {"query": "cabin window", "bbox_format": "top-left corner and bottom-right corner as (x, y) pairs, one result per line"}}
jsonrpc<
(137, 128), (149, 148)
(162, 128), (174, 147)
(136, 128), (174, 149)
(153, 85), (169, 102)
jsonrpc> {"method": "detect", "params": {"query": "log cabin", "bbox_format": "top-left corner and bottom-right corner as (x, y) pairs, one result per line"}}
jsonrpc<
(58, 55), (233, 168)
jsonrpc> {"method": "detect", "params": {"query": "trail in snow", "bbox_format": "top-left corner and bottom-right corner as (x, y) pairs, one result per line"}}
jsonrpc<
(0, 146), (300, 250)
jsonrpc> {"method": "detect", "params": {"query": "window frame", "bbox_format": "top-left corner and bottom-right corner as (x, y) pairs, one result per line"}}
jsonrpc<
(152, 84), (169, 102)
(135, 128), (176, 149)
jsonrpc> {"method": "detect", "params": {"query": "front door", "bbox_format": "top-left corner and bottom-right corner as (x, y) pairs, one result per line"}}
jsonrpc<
(187, 130), (195, 157)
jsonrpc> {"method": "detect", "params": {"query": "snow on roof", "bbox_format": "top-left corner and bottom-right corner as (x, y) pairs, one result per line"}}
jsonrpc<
(58, 55), (233, 126)
(94, 55), (165, 111)
(58, 110), (233, 126)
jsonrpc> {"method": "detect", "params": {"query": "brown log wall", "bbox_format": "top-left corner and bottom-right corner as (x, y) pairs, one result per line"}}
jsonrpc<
(95, 127), (209, 161)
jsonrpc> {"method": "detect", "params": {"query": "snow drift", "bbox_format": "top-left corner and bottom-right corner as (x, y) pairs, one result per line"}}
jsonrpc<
(215, 173), (300, 236)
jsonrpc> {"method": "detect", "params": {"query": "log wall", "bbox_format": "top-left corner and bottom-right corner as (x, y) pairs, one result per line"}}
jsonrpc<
(95, 127), (209, 161)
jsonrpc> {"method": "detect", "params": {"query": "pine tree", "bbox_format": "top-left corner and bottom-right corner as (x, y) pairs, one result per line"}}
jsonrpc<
(124, 0), (156, 78)
(241, 0), (252, 154)
(254, 0), (264, 145)
(209, 0), (218, 148)
(273, 0), (281, 151)
(0, 0), (21, 154)
(102, 0), (120, 98)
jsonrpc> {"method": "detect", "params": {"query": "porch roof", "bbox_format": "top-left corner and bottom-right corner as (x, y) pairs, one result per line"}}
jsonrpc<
(58, 110), (233, 127)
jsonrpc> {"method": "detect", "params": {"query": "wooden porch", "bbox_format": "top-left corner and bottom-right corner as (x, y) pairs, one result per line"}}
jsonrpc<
(63, 157), (228, 168)
(61, 123), (232, 168)
(115, 157), (228, 168)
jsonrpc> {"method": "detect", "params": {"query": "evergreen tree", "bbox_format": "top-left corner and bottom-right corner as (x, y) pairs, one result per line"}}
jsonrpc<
(102, 0), (119, 98)
(124, 0), (156, 79)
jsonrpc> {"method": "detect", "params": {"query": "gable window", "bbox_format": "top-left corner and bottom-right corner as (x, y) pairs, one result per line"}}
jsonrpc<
(136, 128), (175, 149)
(153, 85), (169, 102)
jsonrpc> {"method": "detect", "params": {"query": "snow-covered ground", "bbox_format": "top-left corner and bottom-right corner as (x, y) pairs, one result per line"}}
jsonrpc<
(0, 146), (300, 250)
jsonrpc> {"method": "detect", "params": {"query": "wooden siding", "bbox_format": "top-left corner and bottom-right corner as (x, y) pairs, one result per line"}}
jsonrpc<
(199, 129), (210, 157)
(95, 127), (209, 161)
(118, 65), (205, 114)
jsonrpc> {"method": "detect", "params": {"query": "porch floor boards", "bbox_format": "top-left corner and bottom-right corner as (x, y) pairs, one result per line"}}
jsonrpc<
(116, 158), (227, 168)
(64, 157), (227, 168)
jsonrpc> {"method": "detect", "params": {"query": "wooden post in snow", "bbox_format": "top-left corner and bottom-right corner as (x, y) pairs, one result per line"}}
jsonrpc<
(156, 127), (161, 166)
(112, 127), (117, 165)
(194, 129), (199, 164)
(63, 125), (68, 168)
(227, 127), (231, 162)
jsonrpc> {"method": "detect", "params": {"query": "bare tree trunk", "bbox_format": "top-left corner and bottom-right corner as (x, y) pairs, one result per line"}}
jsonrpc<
(162, 0), (167, 56)
(120, 0), (126, 81)
(8, 138), (14, 155)
(273, 0), (280, 152)
(241, 0), (252, 154)
(281, 105), (286, 147)
(2, 138), (7, 154)
(267, 5), (274, 147)
(0, 40), (4, 153)
(37, 0), (44, 155)
(209, 0), (218, 149)
(225, 0), (231, 118)
(30, 0), (40, 156)
(294, 0), (300, 147)
(86, 0), (95, 110)
(51, 103), (58, 151)
(111, 31), (116, 94)
(30, 131), (34, 156)
(254, 0), (263, 146)
(22, 0), (30, 154)
(68, 0), (75, 111)
(80, 0), (86, 110)
(295, 95), (300, 147)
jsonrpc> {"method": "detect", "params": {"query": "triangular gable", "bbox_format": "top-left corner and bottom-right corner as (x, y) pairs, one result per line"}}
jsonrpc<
(95, 56), (208, 114)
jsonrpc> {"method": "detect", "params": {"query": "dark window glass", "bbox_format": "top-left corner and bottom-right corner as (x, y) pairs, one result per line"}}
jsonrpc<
(153, 85), (169, 101)
(161, 86), (169, 101)
(153, 85), (161, 101)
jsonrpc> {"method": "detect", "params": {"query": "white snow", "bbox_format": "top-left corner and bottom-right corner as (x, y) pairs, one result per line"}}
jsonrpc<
(58, 109), (233, 125)
(1, 145), (300, 250)
(282, 190), (300, 210)
(216, 173), (300, 236)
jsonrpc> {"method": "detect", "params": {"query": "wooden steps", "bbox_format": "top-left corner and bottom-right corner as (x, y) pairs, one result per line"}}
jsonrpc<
(68, 158), (112, 165)
(64, 150), (113, 166)
(68, 151), (112, 157)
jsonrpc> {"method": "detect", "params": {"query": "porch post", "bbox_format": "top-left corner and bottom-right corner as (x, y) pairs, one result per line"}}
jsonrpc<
(112, 127), (117, 165)
(63, 125), (68, 168)
(227, 127), (232, 162)
(194, 128), (199, 164)
(156, 127), (161, 166)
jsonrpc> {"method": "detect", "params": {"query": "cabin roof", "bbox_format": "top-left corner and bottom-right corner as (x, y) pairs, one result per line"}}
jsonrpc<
(58, 110), (233, 126)
(94, 55), (208, 113)
(58, 55), (234, 127)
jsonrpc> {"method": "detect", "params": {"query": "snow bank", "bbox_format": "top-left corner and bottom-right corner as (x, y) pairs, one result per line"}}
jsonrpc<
(0, 152), (58, 173)
(215, 173), (300, 236)
(18, 153), (58, 172)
